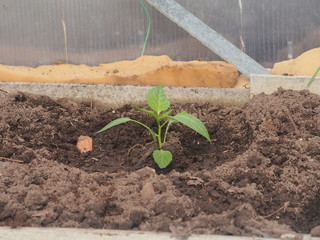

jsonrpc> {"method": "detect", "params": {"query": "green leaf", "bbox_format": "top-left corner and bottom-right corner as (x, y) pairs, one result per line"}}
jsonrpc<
(147, 85), (170, 114)
(96, 117), (132, 133)
(159, 109), (173, 120)
(96, 117), (158, 144)
(153, 150), (172, 169)
(134, 106), (158, 119)
(172, 112), (212, 143)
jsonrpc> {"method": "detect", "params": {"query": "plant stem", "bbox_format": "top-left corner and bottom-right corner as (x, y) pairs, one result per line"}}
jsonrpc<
(130, 119), (157, 143)
(157, 119), (163, 149)
(306, 66), (320, 88)
(138, 0), (151, 56)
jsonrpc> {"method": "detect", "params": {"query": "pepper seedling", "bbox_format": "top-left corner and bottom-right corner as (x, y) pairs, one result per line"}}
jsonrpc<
(96, 85), (211, 169)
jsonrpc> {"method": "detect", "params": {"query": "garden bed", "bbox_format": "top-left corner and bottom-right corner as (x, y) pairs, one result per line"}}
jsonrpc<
(0, 88), (320, 237)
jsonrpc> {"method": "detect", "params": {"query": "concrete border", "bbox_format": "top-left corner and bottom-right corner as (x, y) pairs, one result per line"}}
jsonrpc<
(0, 82), (250, 108)
(251, 74), (320, 96)
(0, 227), (320, 240)
(2, 227), (316, 240)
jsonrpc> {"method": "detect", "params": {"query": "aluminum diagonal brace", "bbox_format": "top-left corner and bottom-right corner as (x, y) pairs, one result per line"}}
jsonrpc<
(145, 0), (271, 77)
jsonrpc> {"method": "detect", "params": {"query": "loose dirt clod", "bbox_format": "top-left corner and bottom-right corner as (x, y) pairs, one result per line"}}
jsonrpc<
(0, 89), (320, 237)
(141, 182), (156, 200)
(76, 135), (93, 153)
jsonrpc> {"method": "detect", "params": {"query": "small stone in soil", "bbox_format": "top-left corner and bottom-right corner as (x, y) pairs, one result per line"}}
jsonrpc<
(311, 225), (320, 237)
(141, 182), (156, 200)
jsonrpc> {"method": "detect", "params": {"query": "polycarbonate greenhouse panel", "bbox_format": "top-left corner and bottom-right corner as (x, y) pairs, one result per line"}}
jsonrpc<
(0, 0), (319, 67)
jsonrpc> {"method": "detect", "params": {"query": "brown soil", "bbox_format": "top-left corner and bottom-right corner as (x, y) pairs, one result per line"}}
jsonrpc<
(0, 88), (320, 237)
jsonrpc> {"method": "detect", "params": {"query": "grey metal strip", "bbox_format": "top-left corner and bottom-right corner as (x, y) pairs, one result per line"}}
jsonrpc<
(145, 0), (271, 77)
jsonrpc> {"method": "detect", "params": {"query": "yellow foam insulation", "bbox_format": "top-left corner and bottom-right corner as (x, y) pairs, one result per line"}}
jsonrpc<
(1, 47), (317, 88)
(271, 47), (320, 76)
(0, 55), (246, 88)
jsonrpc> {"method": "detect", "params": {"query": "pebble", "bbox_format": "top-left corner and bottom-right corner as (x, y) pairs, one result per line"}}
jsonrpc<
(141, 182), (156, 200)
(311, 225), (320, 237)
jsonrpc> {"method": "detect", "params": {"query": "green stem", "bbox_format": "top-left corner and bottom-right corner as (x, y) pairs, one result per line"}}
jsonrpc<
(137, 0), (151, 56)
(162, 121), (171, 144)
(163, 118), (176, 145)
(157, 119), (163, 149)
(160, 120), (169, 129)
(306, 66), (320, 88)
(130, 119), (157, 143)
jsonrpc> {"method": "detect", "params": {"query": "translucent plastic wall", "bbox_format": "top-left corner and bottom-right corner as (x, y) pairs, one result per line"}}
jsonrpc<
(0, 0), (319, 67)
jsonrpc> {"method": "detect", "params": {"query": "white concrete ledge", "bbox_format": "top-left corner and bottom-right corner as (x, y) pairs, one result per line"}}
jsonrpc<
(0, 227), (288, 240)
(0, 82), (250, 108)
(0, 227), (317, 240)
(251, 74), (320, 96)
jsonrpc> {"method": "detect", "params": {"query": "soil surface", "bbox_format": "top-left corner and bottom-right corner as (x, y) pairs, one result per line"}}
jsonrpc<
(1, 88), (320, 237)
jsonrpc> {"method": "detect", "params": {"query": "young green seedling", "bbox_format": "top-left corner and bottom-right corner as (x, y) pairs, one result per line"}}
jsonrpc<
(96, 85), (211, 169)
